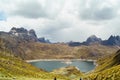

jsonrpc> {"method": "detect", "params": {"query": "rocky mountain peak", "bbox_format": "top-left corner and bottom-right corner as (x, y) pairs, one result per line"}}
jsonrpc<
(28, 29), (37, 37)
(8, 27), (38, 42)
(10, 27), (28, 34)
(102, 35), (120, 46)
(86, 35), (102, 44)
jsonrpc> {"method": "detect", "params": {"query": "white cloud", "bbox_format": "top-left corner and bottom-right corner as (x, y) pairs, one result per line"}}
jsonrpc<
(0, 0), (120, 42)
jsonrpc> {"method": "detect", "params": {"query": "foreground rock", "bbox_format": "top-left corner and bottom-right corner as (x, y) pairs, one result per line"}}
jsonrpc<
(51, 66), (83, 79)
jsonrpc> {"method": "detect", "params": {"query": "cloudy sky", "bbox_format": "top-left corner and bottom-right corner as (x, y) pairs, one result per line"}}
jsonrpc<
(0, 0), (120, 42)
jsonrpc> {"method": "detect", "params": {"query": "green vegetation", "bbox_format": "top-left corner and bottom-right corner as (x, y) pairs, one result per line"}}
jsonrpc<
(1, 37), (120, 80)
(81, 50), (120, 80)
(0, 39), (70, 80)
(0, 53), (70, 80)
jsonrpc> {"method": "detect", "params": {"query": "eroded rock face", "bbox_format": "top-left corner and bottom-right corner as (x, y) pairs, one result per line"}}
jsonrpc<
(9, 27), (38, 42)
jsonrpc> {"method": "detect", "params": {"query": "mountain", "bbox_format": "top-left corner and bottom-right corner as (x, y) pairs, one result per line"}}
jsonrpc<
(0, 28), (118, 60)
(68, 41), (81, 46)
(8, 27), (51, 43)
(68, 35), (102, 46)
(9, 27), (38, 42)
(1, 27), (120, 80)
(102, 35), (120, 46)
(38, 37), (50, 43)
(86, 35), (102, 44)
(68, 35), (120, 46)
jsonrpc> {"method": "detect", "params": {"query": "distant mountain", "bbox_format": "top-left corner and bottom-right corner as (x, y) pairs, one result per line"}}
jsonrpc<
(38, 37), (50, 43)
(68, 35), (102, 46)
(68, 41), (81, 46)
(0, 28), (119, 60)
(102, 35), (120, 46)
(86, 35), (102, 44)
(9, 27), (38, 42)
(0, 27), (50, 43)
(68, 35), (120, 46)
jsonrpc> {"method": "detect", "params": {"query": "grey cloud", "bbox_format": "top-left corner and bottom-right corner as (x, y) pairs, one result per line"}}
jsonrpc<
(80, 7), (116, 20)
(41, 20), (72, 35)
(36, 20), (73, 42)
(10, 0), (64, 19)
(79, 0), (117, 21)
(11, 0), (47, 19)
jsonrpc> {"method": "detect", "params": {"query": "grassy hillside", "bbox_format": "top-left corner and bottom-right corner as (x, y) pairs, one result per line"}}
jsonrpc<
(82, 49), (120, 80)
(0, 39), (69, 80)
(0, 37), (120, 80)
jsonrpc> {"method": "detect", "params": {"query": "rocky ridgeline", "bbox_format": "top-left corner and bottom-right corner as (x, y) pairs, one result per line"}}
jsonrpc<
(102, 35), (120, 46)
(9, 27), (38, 42)
(0, 27), (50, 43)
(68, 35), (120, 46)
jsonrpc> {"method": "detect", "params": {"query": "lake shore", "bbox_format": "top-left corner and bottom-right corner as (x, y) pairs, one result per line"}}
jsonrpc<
(26, 59), (96, 63)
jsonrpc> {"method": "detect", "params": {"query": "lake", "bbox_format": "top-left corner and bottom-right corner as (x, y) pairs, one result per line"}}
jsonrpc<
(29, 60), (95, 72)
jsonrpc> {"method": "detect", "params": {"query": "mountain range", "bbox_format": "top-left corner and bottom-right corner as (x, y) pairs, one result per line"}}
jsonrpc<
(68, 35), (120, 46)
(1, 27), (120, 46)
(8, 27), (50, 43)
(0, 27), (120, 80)
(0, 27), (119, 60)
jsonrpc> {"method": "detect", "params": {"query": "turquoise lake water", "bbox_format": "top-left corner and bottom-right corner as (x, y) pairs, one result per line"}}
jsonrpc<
(30, 60), (95, 72)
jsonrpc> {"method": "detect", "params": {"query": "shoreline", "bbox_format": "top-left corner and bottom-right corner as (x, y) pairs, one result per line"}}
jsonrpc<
(26, 59), (97, 63)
